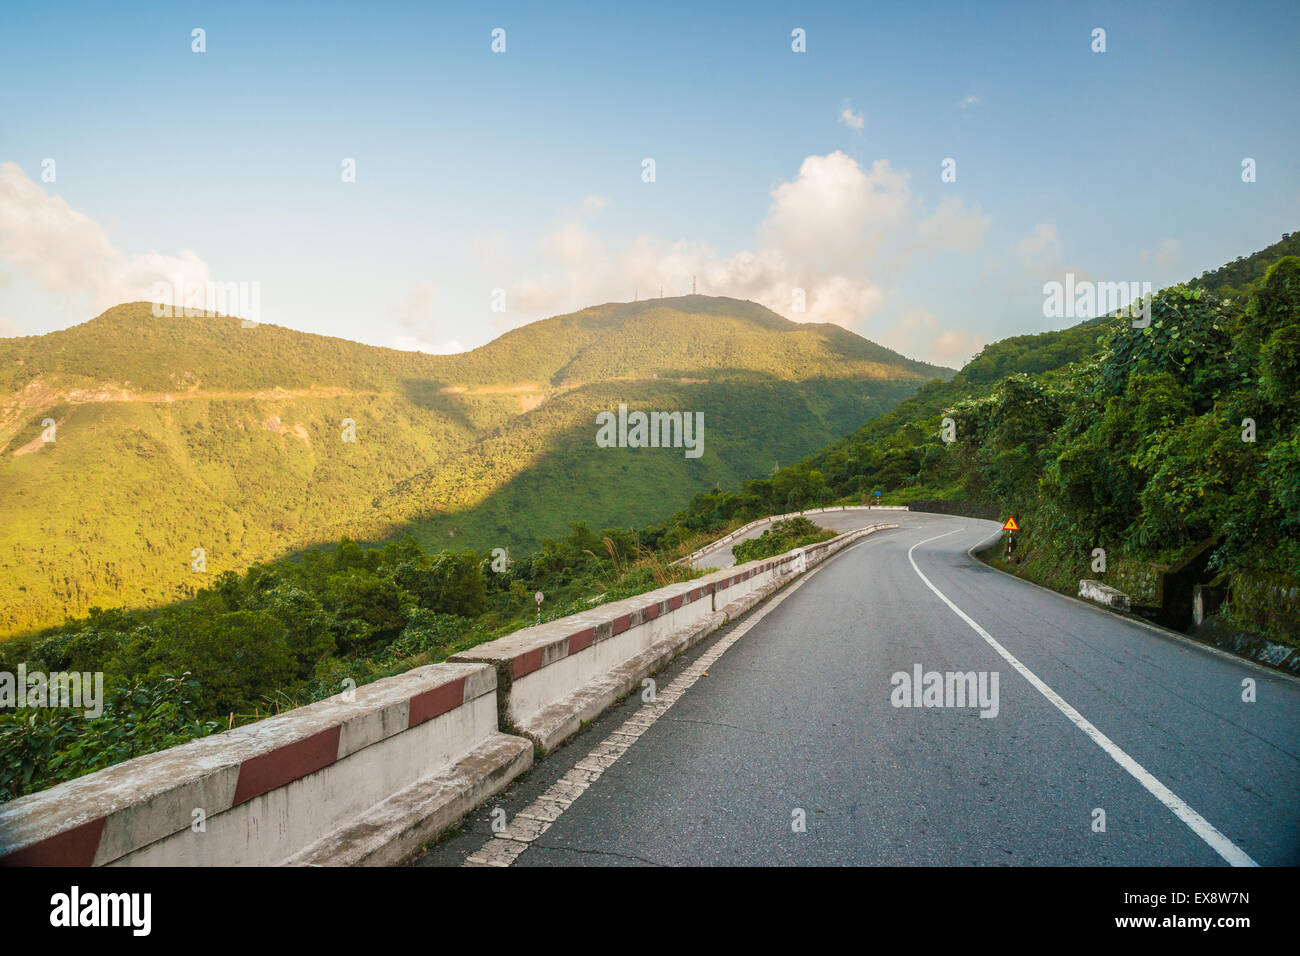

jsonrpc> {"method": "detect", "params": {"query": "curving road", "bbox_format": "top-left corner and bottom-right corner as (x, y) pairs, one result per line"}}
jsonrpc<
(417, 514), (1300, 866)
(690, 507), (919, 569)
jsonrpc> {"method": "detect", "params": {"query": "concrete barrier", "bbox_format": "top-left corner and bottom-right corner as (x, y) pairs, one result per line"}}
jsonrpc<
(1079, 579), (1132, 612)
(0, 521), (895, 866)
(0, 662), (531, 867)
(459, 523), (896, 752)
(671, 505), (905, 568)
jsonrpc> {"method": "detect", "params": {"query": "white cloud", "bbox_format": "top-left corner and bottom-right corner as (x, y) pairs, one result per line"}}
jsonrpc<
(917, 198), (991, 253)
(838, 106), (865, 130)
(932, 328), (986, 366)
(1016, 222), (1060, 264)
(762, 152), (912, 270)
(877, 306), (984, 367)
(1138, 238), (1179, 270)
(391, 334), (464, 354)
(544, 221), (605, 267)
(0, 161), (212, 312)
(481, 152), (992, 362)
(958, 94), (980, 109)
(390, 280), (463, 353)
(505, 230), (887, 330)
(581, 194), (610, 213)
(1011, 221), (1102, 287)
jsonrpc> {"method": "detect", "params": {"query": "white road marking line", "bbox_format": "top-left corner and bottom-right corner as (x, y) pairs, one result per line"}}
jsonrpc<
(908, 528), (1258, 868)
(464, 561), (831, 867)
(966, 531), (1300, 689)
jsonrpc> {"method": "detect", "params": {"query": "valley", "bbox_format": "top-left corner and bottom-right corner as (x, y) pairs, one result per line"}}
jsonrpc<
(0, 296), (948, 637)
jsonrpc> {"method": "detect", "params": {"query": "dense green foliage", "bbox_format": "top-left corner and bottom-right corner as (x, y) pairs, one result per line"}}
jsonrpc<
(0, 674), (219, 803)
(0, 296), (948, 637)
(956, 261), (1300, 596)
(731, 517), (834, 563)
(659, 314), (1110, 533)
(1189, 231), (1300, 302)
(5, 235), (1295, 803)
(1045, 262), (1296, 572)
(0, 520), (707, 801)
(659, 241), (1300, 629)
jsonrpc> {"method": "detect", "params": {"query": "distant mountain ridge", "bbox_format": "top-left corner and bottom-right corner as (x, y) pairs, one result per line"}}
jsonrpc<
(0, 296), (949, 636)
(0, 295), (944, 396)
(1189, 231), (1299, 299)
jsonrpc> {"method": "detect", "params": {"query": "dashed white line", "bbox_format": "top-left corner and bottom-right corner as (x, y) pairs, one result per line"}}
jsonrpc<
(907, 527), (1258, 868)
(464, 562), (831, 867)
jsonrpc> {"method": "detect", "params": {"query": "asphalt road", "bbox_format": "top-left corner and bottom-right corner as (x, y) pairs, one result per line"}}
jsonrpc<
(417, 514), (1300, 866)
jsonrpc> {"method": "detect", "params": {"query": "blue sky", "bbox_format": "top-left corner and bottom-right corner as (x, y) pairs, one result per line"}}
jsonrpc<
(1, 0), (1297, 366)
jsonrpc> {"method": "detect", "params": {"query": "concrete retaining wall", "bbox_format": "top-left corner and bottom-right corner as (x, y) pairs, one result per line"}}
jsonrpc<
(906, 499), (999, 521)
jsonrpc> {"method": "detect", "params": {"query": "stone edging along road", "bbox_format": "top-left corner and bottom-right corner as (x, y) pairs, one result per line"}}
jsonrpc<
(0, 522), (896, 868)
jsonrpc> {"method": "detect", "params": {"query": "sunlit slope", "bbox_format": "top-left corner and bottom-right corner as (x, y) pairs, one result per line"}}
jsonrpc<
(0, 296), (949, 635)
(439, 296), (946, 386)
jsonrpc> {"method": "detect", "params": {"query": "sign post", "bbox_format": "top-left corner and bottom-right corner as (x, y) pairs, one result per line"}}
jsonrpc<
(1001, 516), (1019, 559)
(534, 591), (544, 625)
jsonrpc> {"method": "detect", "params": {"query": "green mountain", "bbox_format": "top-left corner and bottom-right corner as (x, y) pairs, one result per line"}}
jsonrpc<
(6, 241), (1294, 803)
(672, 235), (1300, 642)
(0, 296), (949, 637)
(665, 314), (1109, 524)
(698, 231), (1300, 517)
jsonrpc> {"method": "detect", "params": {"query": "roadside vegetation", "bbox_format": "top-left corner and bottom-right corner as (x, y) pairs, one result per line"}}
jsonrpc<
(0, 522), (708, 802)
(731, 517), (835, 563)
(0, 297), (946, 638)
(3, 234), (1294, 803)
(673, 237), (1299, 645)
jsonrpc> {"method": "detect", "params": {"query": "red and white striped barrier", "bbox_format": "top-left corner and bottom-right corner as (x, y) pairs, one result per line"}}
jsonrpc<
(0, 662), (524, 866)
(457, 523), (896, 752)
(0, 522), (896, 866)
(671, 505), (906, 568)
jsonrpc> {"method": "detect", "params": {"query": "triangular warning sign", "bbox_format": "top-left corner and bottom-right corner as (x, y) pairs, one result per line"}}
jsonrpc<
(1002, 516), (1019, 532)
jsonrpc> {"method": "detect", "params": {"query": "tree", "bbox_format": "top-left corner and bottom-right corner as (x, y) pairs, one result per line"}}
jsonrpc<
(148, 611), (293, 716)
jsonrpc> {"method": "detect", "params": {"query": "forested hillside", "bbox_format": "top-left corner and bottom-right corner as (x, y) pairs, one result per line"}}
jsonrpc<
(6, 236), (1293, 802)
(665, 314), (1110, 523)
(0, 296), (947, 636)
(0, 276), (1210, 802)
(670, 235), (1300, 643)
(1189, 231), (1300, 300)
